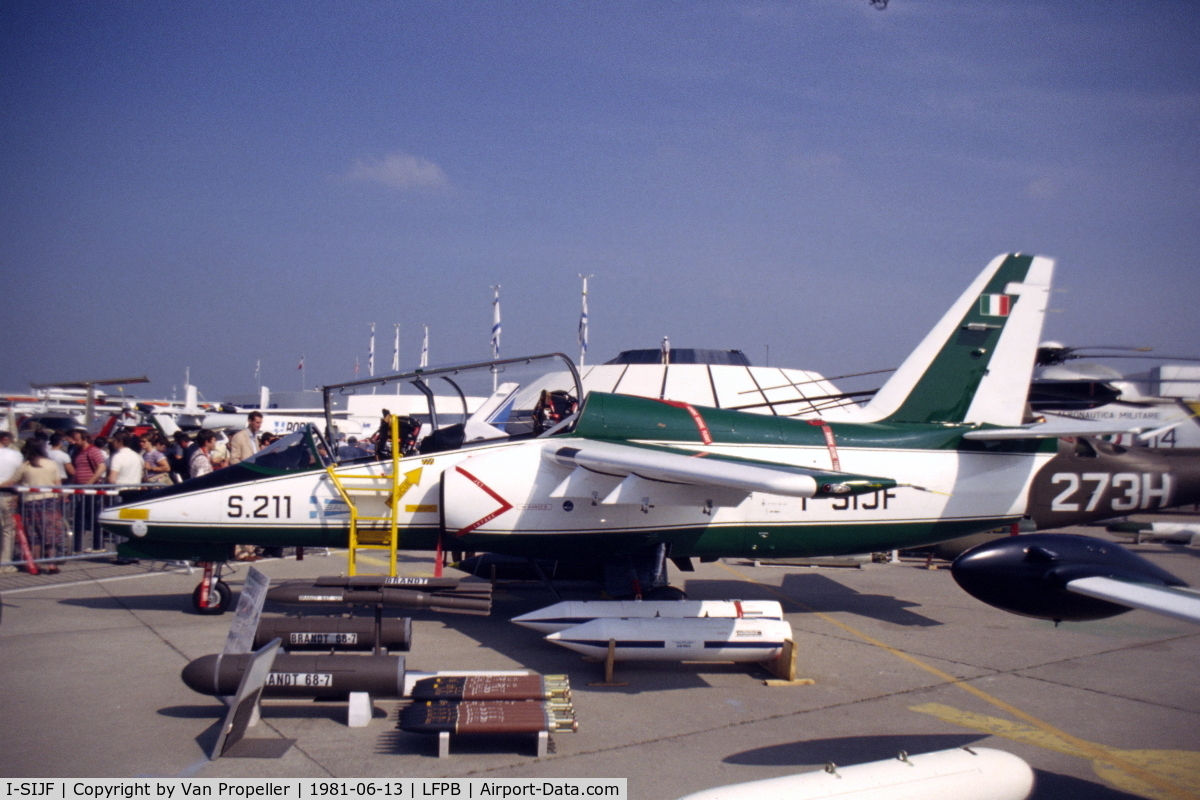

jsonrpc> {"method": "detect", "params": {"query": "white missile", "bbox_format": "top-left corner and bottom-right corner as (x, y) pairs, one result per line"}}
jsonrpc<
(512, 599), (785, 634)
(545, 617), (793, 662)
(1108, 521), (1200, 545)
(675, 747), (1034, 800)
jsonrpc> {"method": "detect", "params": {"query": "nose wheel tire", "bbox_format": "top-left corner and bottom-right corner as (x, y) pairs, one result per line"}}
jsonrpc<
(192, 580), (232, 614)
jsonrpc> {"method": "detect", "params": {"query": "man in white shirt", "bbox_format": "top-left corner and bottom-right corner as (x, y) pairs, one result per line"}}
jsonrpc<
(0, 431), (23, 572)
(0, 432), (21, 485)
(107, 432), (144, 486)
(47, 433), (73, 481)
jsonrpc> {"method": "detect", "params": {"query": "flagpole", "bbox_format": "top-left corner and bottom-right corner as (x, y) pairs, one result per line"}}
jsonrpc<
(369, 322), (376, 393)
(490, 285), (502, 359)
(420, 325), (429, 369)
(578, 274), (592, 369)
(393, 323), (401, 394)
(490, 285), (501, 392)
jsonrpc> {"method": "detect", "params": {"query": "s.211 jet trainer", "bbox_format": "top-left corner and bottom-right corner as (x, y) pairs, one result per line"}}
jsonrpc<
(104, 254), (1098, 612)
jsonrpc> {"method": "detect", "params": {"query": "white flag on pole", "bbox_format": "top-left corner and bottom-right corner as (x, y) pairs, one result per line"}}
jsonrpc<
(578, 274), (591, 367)
(392, 324), (400, 372)
(368, 322), (375, 377)
(490, 285), (501, 359)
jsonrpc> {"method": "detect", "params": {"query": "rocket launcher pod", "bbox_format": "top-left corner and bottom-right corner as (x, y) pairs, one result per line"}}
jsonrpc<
(181, 652), (406, 699)
(267, 581), (492, 615)
(399, 700), (578, 735)
(253, 616), (412, 652)
(512, 599), (785, 634)
(312, 575), (464, 591)
(409, 674), (570, 702)
(546, 617), (793, 662)
(674, 746), (1034, 800)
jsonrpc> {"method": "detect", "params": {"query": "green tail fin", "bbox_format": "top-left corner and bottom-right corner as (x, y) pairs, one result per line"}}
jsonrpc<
(862, 253), (1054, 426)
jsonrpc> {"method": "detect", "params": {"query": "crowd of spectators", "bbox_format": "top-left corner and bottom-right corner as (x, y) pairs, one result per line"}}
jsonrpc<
(0, 410), (286, 573)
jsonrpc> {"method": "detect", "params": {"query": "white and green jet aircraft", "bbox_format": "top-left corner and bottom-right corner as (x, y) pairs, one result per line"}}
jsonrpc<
(102, 253), (1082, 611)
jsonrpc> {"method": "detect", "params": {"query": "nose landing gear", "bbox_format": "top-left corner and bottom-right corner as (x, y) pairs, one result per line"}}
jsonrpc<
(191, 561), (233, 614)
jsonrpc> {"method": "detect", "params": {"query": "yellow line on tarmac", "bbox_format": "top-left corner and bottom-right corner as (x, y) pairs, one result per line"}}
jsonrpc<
(715, 560), (1199, 800)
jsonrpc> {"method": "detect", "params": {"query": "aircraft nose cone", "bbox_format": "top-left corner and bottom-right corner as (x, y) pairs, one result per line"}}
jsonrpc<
(950, 537), (1039, 615)
(181, 654), (221, 696)
(952, 533), (1185, 622)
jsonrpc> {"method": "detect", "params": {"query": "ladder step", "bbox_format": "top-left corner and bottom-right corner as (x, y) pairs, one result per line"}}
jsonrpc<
(353, 532), (395, 542)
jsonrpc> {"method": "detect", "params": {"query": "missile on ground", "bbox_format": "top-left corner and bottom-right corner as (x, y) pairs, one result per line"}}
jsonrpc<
(181, 652), (406, 699)
(674, 747), (1034, 800)
(409, 674), (570, 702)
(253, 616), (412, 652)
(312, 575), (464, 590)
(951, 533), (1188, 622)
(266, 581), (492, 615)
(398, 700), (577, 735)
(512, 599), (785, 634)
(1107, 521), (1200, 545)
(545, 617), (793, 662)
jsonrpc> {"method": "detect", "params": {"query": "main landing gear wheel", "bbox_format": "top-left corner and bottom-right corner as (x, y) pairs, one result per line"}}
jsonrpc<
(644, 585), (687, 601)
(191, 580), (232, 615)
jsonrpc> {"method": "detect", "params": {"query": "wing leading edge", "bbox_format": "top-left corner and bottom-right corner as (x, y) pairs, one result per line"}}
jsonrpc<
(1065, 576), (1200, 625)
(543, 439), (895, 504)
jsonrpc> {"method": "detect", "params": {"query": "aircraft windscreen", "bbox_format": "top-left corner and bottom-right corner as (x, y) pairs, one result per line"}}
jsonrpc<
(242, 426), (331, 471)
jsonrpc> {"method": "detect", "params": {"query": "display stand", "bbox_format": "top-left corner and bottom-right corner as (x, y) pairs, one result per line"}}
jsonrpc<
(348, 692), (375, 728)
(210, 638), (294, 759)
(434, 730), (550, 759)
(762, 639), (815, 687)
(587, 639), (629, 687)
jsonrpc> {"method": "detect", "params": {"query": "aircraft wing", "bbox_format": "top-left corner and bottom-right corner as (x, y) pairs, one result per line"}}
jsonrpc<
(962, 417), (1152, 440)
(1065, 576), (1200, 625)
(543, 439), (894, 500)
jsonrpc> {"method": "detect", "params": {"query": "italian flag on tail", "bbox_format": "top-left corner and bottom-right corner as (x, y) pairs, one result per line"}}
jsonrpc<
(979, 294), (1012, 317)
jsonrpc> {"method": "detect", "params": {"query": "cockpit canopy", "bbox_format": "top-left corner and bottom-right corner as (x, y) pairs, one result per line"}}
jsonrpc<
(322, 353), (583, 461)
(241, 427), (332, 471)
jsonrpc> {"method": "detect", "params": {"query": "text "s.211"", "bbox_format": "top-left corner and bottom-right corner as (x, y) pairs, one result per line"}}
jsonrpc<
(227, 495), (292, 518)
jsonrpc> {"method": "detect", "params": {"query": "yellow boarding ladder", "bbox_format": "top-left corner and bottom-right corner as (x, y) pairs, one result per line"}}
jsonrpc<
(324, 416), (422, 576)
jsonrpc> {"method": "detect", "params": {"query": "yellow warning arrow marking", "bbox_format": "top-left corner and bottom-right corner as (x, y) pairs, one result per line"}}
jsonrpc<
(385, 467), (423, 508)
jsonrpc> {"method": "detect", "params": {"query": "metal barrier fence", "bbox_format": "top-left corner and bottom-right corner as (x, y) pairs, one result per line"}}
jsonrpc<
(1, 484), (158, 570)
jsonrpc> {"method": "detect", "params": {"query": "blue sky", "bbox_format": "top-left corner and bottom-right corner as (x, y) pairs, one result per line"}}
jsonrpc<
(2, 1), (1197, 400)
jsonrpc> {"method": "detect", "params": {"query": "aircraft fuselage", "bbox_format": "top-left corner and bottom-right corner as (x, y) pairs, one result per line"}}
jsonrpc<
(103, 405), (1054, 563)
